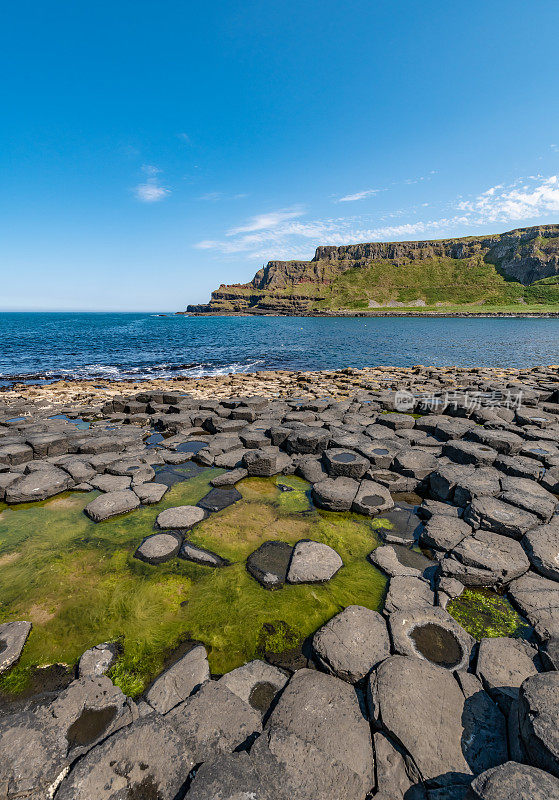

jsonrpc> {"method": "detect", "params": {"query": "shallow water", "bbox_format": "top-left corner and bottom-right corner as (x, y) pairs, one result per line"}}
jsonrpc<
(1, 313), (559, 381)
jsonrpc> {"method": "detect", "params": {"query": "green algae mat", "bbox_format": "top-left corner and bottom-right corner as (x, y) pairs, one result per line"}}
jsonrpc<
(0, 472), (388, 696)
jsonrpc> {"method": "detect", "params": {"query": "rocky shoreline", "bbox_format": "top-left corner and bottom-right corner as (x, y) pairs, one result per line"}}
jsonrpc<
(1, 364), (559, 798)
(182, 309), (559, 318)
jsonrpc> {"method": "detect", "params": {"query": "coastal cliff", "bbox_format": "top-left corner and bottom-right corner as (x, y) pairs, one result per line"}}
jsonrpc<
(187, 224), (559, 314)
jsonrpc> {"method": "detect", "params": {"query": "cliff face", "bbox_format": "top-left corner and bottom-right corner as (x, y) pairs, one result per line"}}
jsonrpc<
(187, 224), (559, 314)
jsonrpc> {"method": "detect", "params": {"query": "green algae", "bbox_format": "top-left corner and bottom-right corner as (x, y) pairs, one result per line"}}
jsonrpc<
(0, 473), (388, 697)
(447, 588), (532, 641)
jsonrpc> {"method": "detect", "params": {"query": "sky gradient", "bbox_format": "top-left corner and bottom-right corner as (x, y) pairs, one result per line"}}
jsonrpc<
(2, 0), (559, 310)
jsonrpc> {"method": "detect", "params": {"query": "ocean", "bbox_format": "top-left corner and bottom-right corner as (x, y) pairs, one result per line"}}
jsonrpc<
(0, 312), (558, 383)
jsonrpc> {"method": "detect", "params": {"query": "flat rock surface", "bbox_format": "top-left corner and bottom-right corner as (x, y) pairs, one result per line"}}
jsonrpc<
(246, 540), (294, 589)
(155, 504), (206, 529)
(84, 489), (140, 521)
(388, 606), (474, 672)
(476, 636), (540, 714)
(465, 761), (559, 800)
(134, 532), (182, 564)
(508, 572), (559, 640)
(287, 539), (343, 583)
(146, 644), (210, 714)
(0, 620), (32, 674)
(312, 605), (390, 682)
(518, 671), (559, 778)
(522, 520), (559, 581)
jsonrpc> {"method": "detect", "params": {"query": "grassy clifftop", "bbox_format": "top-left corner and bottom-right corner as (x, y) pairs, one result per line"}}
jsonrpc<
(187, 225), (559, 314)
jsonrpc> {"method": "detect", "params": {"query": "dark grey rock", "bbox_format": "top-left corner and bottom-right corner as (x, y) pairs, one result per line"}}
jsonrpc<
(0, 620), (32, 674)
(78, 641), (118, 678)
(179, 541), (230, 567)
(323, 448), (370, 479)
(522, 520), (559, 581)
(134, 532), (182, 564)
(312, 605), (390, 682)
(420, 515), (473, 553)
(89, 473), (131, 492)
(379, 506), (423, 545)
(540, 637), (559, 670)
(210, 467), (248, 486)
(287, 539), (343, 583)
(84, 489), (140, 521)
(476, 636), (540, 714)
(285, 428), (330, 455)
(465, 761), (559, 800)
(453, 468), (502, 506)
(464, 496), (539, 539)
(430, 463), (476, 501)
(219, 659), (288, 713)
(133, 481), (168, 504)
(442, 529), (530, 588)
(369, 543), (435, 578)
(243, 446), (292, 477)
(246, 540), (294, 589)
(311, 476), (359, 511)
(508, 572), (559, 640)
(443, 440), (499, 467)
(352, 479), (394, 515)
(145, 644), (210, 714)
(385, 575), (435, 613)
(155, 504), (205, 529)
(198, 486), (242, 512)
(55, 714), (193, 800)
(418, 498), (463, 520)
(389, 606), (474, 672)
(5, 466), (72, 503)
(455, 670), (508, 777)
(392, 448), (437, 479)
(518, 671), (559, 777)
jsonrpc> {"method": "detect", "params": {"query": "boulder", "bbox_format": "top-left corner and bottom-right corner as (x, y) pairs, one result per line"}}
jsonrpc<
(311, 476), (359, 511)
(145, 644), (210, 714)
(55, 714), (194, 800)
(465, 761), (559, 800)
(508, 572), (559, 640)
(476, 637), (540, 714)
(522, 520), (559, 581)
(84, 489), (140, 521)
(243, 446), (291, 477)
(441, 529), (530, 588)
(518, 671), (559, 778)
(464, 496), (539, 539)
(352, 479), (394, 516)
(78, 641), (118, 678)
(155, 504), (205, 529)
(312, 605), (390, 682)
(285, 428), (330, 455)
(219, 659), (288, 714)
(420, 515), (473, 553)
(134, 532), (182, 564)
(210, 467), (248, 486)
(168, 680), (262, 763)
(89, 474), (131, 492)
(265, 668), (374, 796)
(246, 540), (294, 589)
(0, 620), (32, 674)
(133, 481), (168, 504)
(287, 539), (343, 583)
(5, 466), (72, 503)
(384, 575), (434, 614)
(430, 463), (476, 501)
(388, 606), (474, 672)
(323, 448), (370, 479)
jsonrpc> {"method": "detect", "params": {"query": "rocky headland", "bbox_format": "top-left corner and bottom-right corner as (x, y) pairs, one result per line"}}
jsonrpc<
(186, 224), (559, 315)
(1, 364), (559, 798)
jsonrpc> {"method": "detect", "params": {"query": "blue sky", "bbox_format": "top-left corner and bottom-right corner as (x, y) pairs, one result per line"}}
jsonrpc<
(2, 0), (559, 311)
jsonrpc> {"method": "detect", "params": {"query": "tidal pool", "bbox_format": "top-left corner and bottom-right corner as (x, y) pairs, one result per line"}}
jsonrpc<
(0, 472), (388, 697)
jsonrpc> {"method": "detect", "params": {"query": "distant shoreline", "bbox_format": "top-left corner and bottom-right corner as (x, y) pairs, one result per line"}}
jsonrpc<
(178, 310), (559, 318)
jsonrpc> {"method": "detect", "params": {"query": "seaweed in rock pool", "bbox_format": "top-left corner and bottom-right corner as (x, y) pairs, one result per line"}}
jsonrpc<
(447, 588), (532, 640)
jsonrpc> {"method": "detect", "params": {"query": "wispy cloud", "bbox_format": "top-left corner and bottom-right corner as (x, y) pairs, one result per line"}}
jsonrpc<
(195, 174), (559, 261)
(337, 188), (379, 203)
(133, 165), (170, 203)
(177, 132), (191, 144)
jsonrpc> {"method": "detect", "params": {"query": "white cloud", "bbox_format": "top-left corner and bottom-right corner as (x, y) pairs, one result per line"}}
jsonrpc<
(337, 188), (379, 203)
(194, 174), (559, 262)
(133, 165), (170, 202)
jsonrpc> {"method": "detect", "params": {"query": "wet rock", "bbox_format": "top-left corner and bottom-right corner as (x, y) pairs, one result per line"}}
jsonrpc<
(352, 479), (394, 515)
(287, 539), (343, 583)
(294, 454), (329, 483)
(168, 680), (262, 763)
(155, 504), (205, 529)
(265, 668), (374, 797)
(5, 466), (72, 503)
(246, 540), (294, 589)
(476, 637), (540, 714)
(508, 572), (559, 640)
(389, 606), (474, 671)
(369, 543), (435, 578)
(210, 467), (248, 486)
(78, 642), (118, 678)
(380, 506), (423, 545)
(312, 605), (390, 682)
(219, 659), (288, 713)
(311, 476), (359, 511)
(0, 676), (134, 799)
(0, 620), (32, 674)
(84, 489), (140, 521)
(179, 541), (230, 567)
(55, 714), (194, 800)
(465, 761), (559, 800)
(420, 515), (473, 553)
(134, 532), (182, 564)
(89, 473), (131, 492)
(198, 486), (242, 512)
(518, 671), (559, 777)
(145, 644), (210, 714)
(522, 519), (559, 581)
(464, 496), (539, 539)
(133, 481), (168, 504)
(418, 498), (463, 520)
(323, 448), (370, 479)
(385, 575), (435, 613)
(442, 529), (530, 588)
(367, 655), (472, 784)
